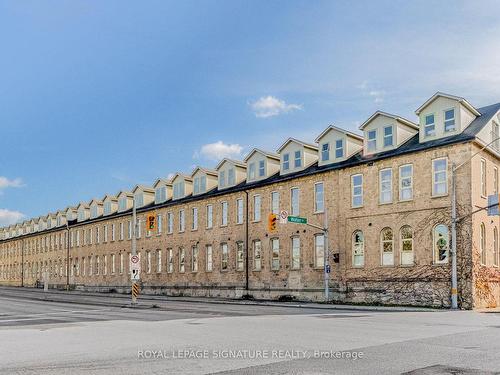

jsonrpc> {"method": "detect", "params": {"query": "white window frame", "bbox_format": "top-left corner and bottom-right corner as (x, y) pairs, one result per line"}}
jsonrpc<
(253, 240), (262, 271)
(179, 210), (185, 232)
(271, 191), (280, 215)
(192, 208), (198, 230)
(314, 234), (324, 269)
(399, 164), (413, 201)
(335, 139), (344, 159)
(424, 113), (435, 137)
(351, 174), (363, 208)
(271, 238), (280, 270)
(432, 157), (448, 197)
(236, 198), (244, 224)
(283, 153), (290, 170)
(400, 225), (414, 266)
(206, 205), (213, 229)
(291, 237), (300, 270)
(367, 130), (377, 152)
(444, 108), (456, 132)
(294, 150), (302, 168)
(221, 243), (229, 271)
(314, 182), (324, 213)
(206, 245), (213, 272)
(383, 125), (393, 147)
(321, 143), (330, 161)
(253, 195), (261, 222)
(379, 168), (393, 204)
(290, 187), (300, 216)
(380, 227), (394, 266)
(221, 201), (228, 226)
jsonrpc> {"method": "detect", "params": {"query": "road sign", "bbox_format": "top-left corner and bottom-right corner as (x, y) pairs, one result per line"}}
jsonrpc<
(131, 255), (140, 264)
(488, 194), (499, 216)
(325, 264), (331, 274)
(268, 213), (277, 232)
(146, 214), (156, 231)
(279, 210), (288, 224)
(288, 216), (307, 224)
(131, 268), (140, 281)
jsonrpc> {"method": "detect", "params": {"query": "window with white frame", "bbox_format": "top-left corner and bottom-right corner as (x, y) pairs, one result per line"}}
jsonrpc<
(291, 237), (300, 269)
(118, 197), (127, 212)
(367, 130), (377, 152)
(128, 220), (132, 239)
(191, 208), (198, 230)
(480, 223), (486, 265)
(493, 122), (500, 150)
(271, 191), (279, 215)
(206, 205), (213, 228)
(90, 205), (98, 219)
(321, 143), (330, 161)
(283, 153), (290, 170)
(206, 245), (213, 271)
(444, 108), (455, 132)
(136, 220), (141, 238)
(314, 234), (324, 268)
(494, 167), (498, 195)
(179, 210), (185, 232)
(294, 150), (302, 168)
(258, 160), (265, 177)
(219, 171), (226, 188)
(352, 230), (364, 267)
(156, 249), (161, 273)
(104, 201), (111, 215)
(221, 202), (228, 226)
(193, 177), (201, 195)
(481, 159), (487, 197)
(432, 158), (448, 196)
(271, 238), (279, 270)
(221, 243), (228, 271)
(236, 199), (244, 224)
(147, 251), (151, 274)
(167, 248), (173, 273)
(179, 248), (185, 273)
(383, 126), (393, 147)
(111, 254), (116, 274)
(167, 212), (173, 233)
(249, 163), (256, 180)
(253, 240), (261, 270)
(155, 186), (167, 203)
(120, 253), (123, 274)
(433, 224), (449, 264)
(200, 175), (206, 193)
(103, 226), (108, 243)
(379, 168), (393, 204)
(400, 225), (414, 265)
(424, 114), (435, 137)
(157, 214), (162, 234)
(119, 222), (124, 240)
(228, 168), (235, 186)
(335, 139), (343, 159)
(351, 174), (363, 207)
(380, 228), (394, 266)
(173, 181), (185, 199)
(253, 195), (261, 221)
(236, 242), (244, 271)
(134, 193), (144, 208)
(291, 188), (300, 216)
(399, 164), (413, 201)
(314, 182), (324, 213)
(111, 224), (115, 241)
(192, 245), (198, 272)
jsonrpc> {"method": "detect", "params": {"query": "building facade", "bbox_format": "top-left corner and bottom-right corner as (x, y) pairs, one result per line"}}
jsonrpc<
(1, 92), (500, 309)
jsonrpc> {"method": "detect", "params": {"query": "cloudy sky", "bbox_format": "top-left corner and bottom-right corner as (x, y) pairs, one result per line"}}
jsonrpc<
(1, 0), (500, 225)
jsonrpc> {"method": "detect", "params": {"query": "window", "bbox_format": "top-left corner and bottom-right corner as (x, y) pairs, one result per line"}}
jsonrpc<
(221, 243), (228, 271)
(283, 153), (290, 170)
(494, 167), (498, 195)
(156, 249), (162, 273)
(291, 237), (300, 269)
(128, 220), (132, 239)
(155, 186), (167, 203)
(179, 210), (185, 232)
(173, 181), (185, 199)
(193, 177), (200, 195)
(167, 213), (173, 234)
(179, 248), (185, 273)
(314, 234), (324, 268)
(253, 195), (261, 221)
(221, 202), (228, 226)
(258, 160), (265, 177)
(433, 224), (449, 264)
(352, 230), (364, 267)
(400, 226), (414, 265)
(192, 246), (198, 272)
(96, 226), (101, 244)
(206, 205), (213, 228)
(379, 168), (393, 204)
(253, 240), (261, 270)
(157, 214), (162, 234)
(104, 201), (111, 215)
(294, 150), (302, 168)
(249, 163), (256, 180)
(236, 242), (244, 271)
(271, 191), (280, 215)
(314, 182), (324, 213)
(480, 223), (486, 265)
(192, 208), (198, 230)
(351, 174), (363, 207)
(118, 197), (127, 212)
(111, 254), (116, 274)
(119, 222), (124, 240)
(147, 251), (151, 274)
(103, 226), (108, 243)
(134, 193), (144, 208)
(291, 188), (300, 216)
(335, 139), (344, 159)
(481, 159), (487, 197)
(136, 220), (141, 238)
(383, 126), (393, 147)
(200, 175), (206, 193)
(493, 122), (500, 150)
(444, 108), (455, 132)
(399, 164), (413, 201)
(219, 171), (226, 188)
(193, 176), (205, 195)
(321, 143), (330, 161)
(206, 245), (213, 271)
(432, 158), (448, 196)
(119, 253), (123, 274)
(381, 228), (394, 266)
(90, 205), (98, 219)
(271, 238), (280, 270)
(167, 249), (173, 273)
(367, 130), (377, 152)
(111, 224), (115, 241)
(236, 199), (244, 224)
(228, 168), (235, 186)
(425, 114), (435, 137)
(494, 227), (499, 267)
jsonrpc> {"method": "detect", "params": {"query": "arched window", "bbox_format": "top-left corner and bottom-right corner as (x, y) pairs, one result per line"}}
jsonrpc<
(480, 223), (486, 265)
(352, 230), (364, 267)
(493, 227), (498, 267)
(381, 228), (394, 266)
(400, 225), (414, 265)
(433, 224), (449, 264)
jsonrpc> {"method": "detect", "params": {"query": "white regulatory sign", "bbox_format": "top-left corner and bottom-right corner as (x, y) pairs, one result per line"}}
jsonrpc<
(131, 269), (140, 281)
(279, 210), (288, 224)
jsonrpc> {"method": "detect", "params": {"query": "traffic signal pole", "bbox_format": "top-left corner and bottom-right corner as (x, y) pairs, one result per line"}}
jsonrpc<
(131, 200), (137, 306)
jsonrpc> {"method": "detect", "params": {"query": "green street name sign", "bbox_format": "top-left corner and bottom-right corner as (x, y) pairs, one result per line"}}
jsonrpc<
(288, 216), (307, 224)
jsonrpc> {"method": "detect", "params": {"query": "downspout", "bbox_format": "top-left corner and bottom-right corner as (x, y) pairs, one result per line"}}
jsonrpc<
(245, 190), (249, 294)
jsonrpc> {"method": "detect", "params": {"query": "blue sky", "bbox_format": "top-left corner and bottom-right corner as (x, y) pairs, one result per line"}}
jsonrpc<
(1, 0), (500, 225)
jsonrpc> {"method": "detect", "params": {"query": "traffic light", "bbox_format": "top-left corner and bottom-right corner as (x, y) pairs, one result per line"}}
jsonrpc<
(268, 213), (277, 232)
(146, 214), (156, 231)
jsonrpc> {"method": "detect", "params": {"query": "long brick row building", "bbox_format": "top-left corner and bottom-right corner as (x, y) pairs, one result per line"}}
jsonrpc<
(1, 92), (500, 309)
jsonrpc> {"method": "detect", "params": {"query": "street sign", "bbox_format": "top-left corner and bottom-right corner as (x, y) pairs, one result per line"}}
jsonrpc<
(488, 194), (499, 216)
(288, 216), (307, 224)
(131, 255), (140, 264)
(279, 210), (288, 224)
(131, 269), (140, 281)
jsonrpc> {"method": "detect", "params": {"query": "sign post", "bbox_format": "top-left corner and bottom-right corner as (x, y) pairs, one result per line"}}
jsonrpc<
(131, 200), (139, 306)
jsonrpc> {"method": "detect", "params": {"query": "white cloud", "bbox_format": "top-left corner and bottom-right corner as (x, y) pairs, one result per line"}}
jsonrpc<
(250, 96), (302, 118)
(357, 82), (385, 104)
(0, 176), (23, 189)
(0, 209), (25, 226)
(195, 141), (243, 161)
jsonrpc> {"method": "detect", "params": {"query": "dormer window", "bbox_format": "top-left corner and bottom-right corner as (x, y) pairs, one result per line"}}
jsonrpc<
(48, 218), (52, 228)
(78, 210), (85, 221)
(283, 154), (290, 170)
(90, 205), (98, 219)
(321, 143), (329, 161)
(294, 151), (301, 168)
(118, 197), (127, 212)
(155, 186), (167, 203)
(248, 163), (256, 180)
(219, 171), (225, 188)
(425, 114), (435, 137)
(444, 109), (455, 132)
(134, 193), (143, 208)
(104, 201), (111, 215)
(258, 160), (265, 177)
(367, 130), (377, 152)
(228, 168), (235, 185)
(492, 122), (500, 151)
(383, 126), (393, 147)
(173, 181), (184, 199)
(335, 139), (343, 159)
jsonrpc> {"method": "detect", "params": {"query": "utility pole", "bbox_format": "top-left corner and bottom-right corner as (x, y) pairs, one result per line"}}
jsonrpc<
(323, 207), (329, 302)
(21, 239), (24, 287)
(66, 221), (70, 290)
(131, 199), (137, 306)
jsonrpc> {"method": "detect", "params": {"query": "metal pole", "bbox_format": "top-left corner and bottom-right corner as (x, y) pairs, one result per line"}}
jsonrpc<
(323, 207), (329, 302)
(131, 199), (137, 305)
(66, 222), (70, 290)
(451, 165), (458, 309)
(21, 239), (24, 287)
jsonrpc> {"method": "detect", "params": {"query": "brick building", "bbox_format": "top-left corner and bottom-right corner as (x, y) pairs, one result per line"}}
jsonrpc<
(1, 92), (499, 309)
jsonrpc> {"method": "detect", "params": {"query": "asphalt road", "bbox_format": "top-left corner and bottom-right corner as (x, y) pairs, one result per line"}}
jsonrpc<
(0, 286), (499, 375)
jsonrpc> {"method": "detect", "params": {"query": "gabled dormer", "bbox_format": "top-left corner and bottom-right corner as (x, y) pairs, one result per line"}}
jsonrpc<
(76, 203), (90, 222)
(46, 213), (56, 229)
(415, 92), (480, 143)
(244, 148), (280, 183)
(132, 185), (155, 208)
(65, 207), (77, 222)
(14, 223), (21, 236)
(315, 125), (363, 166)
(359, 111), (419, 155)
(22, 221), (30, 235)
(216, 158), (246, 190)
(117, 191), (134, 212)
(29, 218), (38, 233)
(171, 173), (193, 200)
(89, 199), (103, 219)
(191, 167), (217, 195)
(102, 195), (118, 216)
(153, 179), (172, 204)
(277, 138), (318, 175)
(38, 217), (46, 231)
(55, 211), (66, 227)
